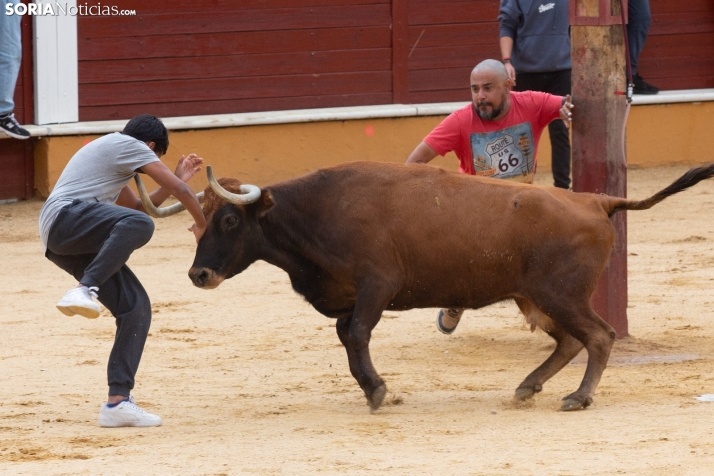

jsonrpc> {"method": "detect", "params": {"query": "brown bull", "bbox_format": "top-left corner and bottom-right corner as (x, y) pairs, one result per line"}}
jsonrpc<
(183, 161), (714, 412)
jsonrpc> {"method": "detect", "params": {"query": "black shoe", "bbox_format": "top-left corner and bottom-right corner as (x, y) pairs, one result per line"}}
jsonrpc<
(632, 74), (659, 95)
(0, 113), (31, 139)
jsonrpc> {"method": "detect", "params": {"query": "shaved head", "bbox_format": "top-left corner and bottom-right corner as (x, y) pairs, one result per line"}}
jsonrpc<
(469, 59), (513, 121)
(471, 59), (510, 82)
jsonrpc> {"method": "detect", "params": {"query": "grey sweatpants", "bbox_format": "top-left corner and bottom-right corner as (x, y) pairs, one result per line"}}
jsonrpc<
(45, 199), (155, 397)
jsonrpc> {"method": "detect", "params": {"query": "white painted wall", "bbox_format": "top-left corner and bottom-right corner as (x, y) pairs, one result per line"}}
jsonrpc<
(33, 1), (78, 125)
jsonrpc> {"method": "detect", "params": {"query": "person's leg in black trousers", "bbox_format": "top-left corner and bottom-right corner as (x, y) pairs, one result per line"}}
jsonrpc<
(45, 250), (152, 397)
(514, 70), (572, 189)
(45, 200), (162, 426)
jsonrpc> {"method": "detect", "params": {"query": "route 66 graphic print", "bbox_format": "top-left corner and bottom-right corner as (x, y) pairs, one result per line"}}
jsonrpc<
(470, 123), (535, 183)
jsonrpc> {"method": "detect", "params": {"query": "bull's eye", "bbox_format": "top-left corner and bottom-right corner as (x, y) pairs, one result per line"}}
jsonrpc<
(221, 215), (238, 230)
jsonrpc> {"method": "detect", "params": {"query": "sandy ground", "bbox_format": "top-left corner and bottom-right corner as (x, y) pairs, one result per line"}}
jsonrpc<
(1, 165), (714, 475)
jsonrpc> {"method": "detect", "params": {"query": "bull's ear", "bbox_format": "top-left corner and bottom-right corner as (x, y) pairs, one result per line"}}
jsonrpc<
(256, 190), (275, 217)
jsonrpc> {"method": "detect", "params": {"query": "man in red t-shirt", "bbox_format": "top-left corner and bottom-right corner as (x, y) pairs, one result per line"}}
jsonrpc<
(405, 59), (574, 334)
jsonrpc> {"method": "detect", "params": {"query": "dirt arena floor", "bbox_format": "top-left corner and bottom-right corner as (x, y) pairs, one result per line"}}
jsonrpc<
(1, 165), (714, 475)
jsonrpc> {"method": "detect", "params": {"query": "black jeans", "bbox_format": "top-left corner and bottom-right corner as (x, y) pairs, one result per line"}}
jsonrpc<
(46, 200), (155, 397)
(514, 69), (572, 189)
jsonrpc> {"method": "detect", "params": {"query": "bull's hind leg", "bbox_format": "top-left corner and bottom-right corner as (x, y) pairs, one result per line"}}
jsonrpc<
(335, 285), (395, 411)
(513, 298), (584, 401)
(530, 296), (615, 411)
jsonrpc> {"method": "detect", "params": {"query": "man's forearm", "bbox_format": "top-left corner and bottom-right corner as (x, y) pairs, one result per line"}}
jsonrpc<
(147, 186), (172, 207)
(174, 183), (207, 229)
(499, 36), (514, 61)
(406, 141), (438, 164)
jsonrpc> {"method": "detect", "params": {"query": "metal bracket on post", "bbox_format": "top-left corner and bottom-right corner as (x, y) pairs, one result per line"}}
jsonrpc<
(569, 0), (626, 26)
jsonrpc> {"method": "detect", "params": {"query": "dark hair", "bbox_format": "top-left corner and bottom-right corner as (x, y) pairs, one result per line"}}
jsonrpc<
(121, 114), (169, 155)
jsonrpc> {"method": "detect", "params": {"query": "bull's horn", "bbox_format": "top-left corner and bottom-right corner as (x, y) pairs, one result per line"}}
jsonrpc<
(206, 165), (261, 204)
(134, 174), (205, 218)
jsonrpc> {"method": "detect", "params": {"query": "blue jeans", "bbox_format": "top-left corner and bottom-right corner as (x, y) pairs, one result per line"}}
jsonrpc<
(0, 0), (22, 115)
(627, 0), (651, 76)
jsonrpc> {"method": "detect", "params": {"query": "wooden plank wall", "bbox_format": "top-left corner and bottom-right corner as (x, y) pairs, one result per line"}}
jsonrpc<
(77, 0), (394, 121)
(0, 12), (34, 200)
(406, 0), (500, 104)
(639, 0), (714, 90)
(76, 0), (713, 122)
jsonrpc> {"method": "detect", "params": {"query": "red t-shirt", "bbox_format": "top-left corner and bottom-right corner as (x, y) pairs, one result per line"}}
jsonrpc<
(424, 91), (563, 183)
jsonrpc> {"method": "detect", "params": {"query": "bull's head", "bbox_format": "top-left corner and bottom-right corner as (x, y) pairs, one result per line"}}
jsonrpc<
(188, 166), (266, 289)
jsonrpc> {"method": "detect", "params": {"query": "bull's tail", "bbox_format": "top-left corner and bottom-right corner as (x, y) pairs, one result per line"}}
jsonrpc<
(605, 163), (714, 217)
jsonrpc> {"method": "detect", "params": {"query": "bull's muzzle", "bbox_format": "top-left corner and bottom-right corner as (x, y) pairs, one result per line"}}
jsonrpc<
(188, 267), (224, 289)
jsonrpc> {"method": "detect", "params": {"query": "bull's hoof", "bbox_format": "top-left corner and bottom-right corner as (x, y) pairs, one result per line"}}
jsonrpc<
(368, 384), (387, 413)
(560, 394), (593, 412)
(514, 384), (542, 401)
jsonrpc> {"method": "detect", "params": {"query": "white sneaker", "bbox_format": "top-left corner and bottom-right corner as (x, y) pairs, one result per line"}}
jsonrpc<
(99, 398), (163, 427)
(56, 286), (101, 319)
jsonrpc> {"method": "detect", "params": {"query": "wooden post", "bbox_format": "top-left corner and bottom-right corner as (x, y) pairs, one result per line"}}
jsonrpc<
(570, 0), (629, 337)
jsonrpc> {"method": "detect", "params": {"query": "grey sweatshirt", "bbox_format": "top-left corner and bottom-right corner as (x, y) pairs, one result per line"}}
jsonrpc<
(499, 0), (571, 73)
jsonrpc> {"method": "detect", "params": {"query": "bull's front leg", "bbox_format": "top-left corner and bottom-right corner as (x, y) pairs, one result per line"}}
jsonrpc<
(530, 296), (615, 411)
(335, 291), (391, 412)
(513, 298), (584, 401)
